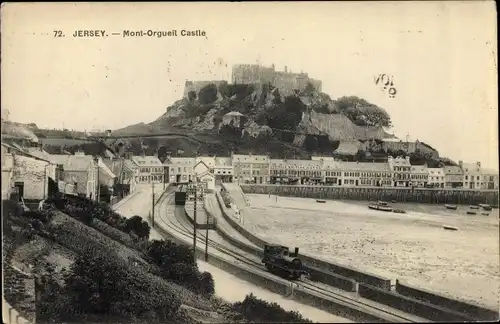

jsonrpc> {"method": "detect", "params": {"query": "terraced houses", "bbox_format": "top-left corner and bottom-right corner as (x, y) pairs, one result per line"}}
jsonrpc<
(139, 153), (498, 190)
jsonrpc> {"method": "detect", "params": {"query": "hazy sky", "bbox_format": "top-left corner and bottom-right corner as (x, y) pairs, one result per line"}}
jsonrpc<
(1, 1), (498, 169)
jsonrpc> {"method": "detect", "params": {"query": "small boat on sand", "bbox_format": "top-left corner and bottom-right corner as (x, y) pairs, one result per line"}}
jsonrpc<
(391, 200), (397, 203)
(443, 225), (458, 231)
(469, 205), (480, 210)
(481, 212), (490, 216)
(445, 204), (458, 210)
(466, 211), (477, 215)
(316, 199), (326, 203)
(393, 209), (406, 214)
(479, 204), (492, 211)
(368, 203), (393, 212)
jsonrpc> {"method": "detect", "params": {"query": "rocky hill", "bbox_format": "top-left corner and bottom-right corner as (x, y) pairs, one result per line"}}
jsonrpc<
(112, 82), (398, 159)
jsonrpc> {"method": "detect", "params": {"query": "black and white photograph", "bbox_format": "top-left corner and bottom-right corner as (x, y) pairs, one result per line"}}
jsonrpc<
(1, 1), (498, 323)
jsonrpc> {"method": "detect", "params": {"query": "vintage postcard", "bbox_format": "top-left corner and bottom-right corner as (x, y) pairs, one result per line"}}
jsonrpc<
(1, 1), (498, 323)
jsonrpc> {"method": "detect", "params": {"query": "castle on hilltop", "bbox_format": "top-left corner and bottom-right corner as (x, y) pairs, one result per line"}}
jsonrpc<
(182, 63), (322, 99)
(231, 63), (322, 96)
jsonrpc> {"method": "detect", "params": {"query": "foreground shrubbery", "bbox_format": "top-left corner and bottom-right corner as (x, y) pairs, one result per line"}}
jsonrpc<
(24, 197), (312, 323)
(147, 239), (215, 298)
(231, 294), (313, 323)
(37, 247), (187, 323)
(53, 195), (151, 240)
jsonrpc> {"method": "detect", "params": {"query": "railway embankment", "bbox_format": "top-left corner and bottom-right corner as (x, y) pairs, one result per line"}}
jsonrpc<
(215, 191), (390, 290)
(217, 186), (499, 322)
(159, 193), (414, 323)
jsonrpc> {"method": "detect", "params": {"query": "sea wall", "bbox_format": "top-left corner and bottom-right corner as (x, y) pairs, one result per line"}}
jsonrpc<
(215, 191), (390, 291)
(154, 208), (397, 323)
(395, 280), (498, 321)
(240, 184), (499, 205)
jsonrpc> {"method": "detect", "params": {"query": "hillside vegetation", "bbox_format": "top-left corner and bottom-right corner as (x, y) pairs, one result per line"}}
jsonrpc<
(5, 80), (444, 166)
(3, 194), (313, 324)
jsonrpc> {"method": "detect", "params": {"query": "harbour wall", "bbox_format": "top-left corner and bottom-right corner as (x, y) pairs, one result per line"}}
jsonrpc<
(240, 185), (499, 205)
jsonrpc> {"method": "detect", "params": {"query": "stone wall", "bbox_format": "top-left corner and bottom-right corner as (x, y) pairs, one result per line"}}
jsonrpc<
(12, 155), (49, 200)
(240, 184), (500, 205)
(183, 80), (227, 99)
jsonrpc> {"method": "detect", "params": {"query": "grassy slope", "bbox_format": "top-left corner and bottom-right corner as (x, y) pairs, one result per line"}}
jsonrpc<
(5, 209), (229, 323)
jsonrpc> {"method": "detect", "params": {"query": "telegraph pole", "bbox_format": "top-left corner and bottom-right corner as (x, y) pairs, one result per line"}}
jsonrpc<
(204, 188), (209, 261)
(151, 182), (155, 227)
(193, 181), (198, 264)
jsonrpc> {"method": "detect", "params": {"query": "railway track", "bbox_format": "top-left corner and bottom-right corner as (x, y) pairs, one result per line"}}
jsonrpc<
(155, 192), (424, 323)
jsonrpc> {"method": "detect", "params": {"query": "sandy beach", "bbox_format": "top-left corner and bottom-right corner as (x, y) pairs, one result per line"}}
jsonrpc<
(241, 194), (499, 309)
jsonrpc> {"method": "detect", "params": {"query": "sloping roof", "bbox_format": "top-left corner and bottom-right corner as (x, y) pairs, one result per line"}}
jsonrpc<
(341, 161), (391, 171)
(165, 157), (196, 166)
(102, 159), (134, 179)
(215, 157), (232, 166)
(49, 154), (94, 172)
(443, 166), (463, 174)
(461, 163), (481, 173)
(411, 165), (428, 173)
(427, 168), (445, 175)
(26, 147), (60, 164)
(196, 156), (215, 167)
(98, 159), (116, 179)
(131, 156), (162, 166)
(1, 142), (52, 164)
(225, 111), (244, 117)
(322, 160), (343, 169)
(232, 154), (269, 163)
(270, 159), (322, 169)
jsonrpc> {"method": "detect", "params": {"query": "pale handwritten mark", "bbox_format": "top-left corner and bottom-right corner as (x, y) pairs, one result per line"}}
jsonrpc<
(374, 74), (397, 98)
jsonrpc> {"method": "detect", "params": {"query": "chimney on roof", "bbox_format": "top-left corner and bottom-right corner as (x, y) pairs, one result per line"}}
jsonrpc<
(476, 161), (481, 169)
(459, 160), (463, 168)
(284, 66), (288, 73)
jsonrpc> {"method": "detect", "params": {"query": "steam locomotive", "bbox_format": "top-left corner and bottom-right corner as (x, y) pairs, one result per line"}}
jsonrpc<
(261, 244), (308, 280)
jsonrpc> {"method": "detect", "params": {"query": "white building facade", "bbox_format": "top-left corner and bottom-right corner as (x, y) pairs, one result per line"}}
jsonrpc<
(410, 165), (429, 187)
(131, 156), (164, 184)
(427, 168), (445, 188)
(388, 156), (412, 187)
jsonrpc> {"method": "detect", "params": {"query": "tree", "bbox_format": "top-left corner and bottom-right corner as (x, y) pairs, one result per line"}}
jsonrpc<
(304, 135), (319, 151)
(187, 90), (197, 101)
(198, 83), (218, 105)
(335, 96), (392, 127)
(125, 215), (151, 239)
(355, 149), (366, 161)
(264, 95), (307, 132)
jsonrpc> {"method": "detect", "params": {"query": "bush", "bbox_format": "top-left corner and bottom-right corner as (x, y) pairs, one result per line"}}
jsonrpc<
(146, 239), (215, 297)
(231, 294), (312, 323)
(198, 83), (218, 105)
(125, 215), (151, 239)
(37, 248), (182, 323)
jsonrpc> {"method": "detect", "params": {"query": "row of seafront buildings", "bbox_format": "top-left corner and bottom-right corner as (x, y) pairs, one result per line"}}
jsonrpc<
(161, 154), (499, 190)
(4, 143), (498, 203)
